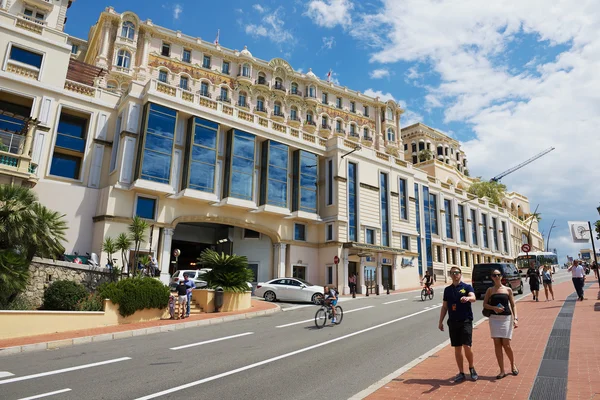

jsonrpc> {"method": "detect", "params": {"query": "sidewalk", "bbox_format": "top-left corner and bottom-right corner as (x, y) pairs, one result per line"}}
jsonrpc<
(363, 279), (600, 400)
(0, 299), (279, 356)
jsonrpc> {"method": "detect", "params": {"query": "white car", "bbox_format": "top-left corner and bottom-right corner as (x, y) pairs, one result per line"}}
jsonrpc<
(255, 278), (324, 304)
(169, 269), (210, 289)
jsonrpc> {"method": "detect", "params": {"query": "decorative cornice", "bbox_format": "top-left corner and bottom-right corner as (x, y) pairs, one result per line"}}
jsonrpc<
(334, 176), (347, 183)
(360, 182), (379, 192)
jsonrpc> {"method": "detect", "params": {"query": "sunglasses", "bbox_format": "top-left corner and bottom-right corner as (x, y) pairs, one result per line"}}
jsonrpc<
(450, 271), (461, 275)
(491, 274), (502, 278)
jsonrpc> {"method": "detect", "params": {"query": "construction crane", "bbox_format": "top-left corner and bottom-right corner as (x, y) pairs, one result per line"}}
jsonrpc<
(490, 147), (555, 183)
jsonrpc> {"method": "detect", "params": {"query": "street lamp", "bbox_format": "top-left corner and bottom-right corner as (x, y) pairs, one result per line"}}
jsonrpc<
(546, 219), (556, 252)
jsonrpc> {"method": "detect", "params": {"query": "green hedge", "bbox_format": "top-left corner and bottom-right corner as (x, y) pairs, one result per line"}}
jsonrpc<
(42, 280), (89, 311)
(98, 277), (169, 317)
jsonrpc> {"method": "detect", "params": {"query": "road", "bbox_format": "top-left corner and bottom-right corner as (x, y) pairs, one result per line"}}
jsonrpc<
(0, 270), (572, 400)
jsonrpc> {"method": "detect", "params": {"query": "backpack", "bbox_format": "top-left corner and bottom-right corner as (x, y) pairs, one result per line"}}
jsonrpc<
(333, 288), (340, 298)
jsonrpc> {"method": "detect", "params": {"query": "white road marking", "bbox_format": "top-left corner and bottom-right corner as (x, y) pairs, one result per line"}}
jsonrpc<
(0, 357), (131, 385)
(281, 304), (313, 311)
(135, 306), (442, 400)
(170, 332), (254, 350)
(0, 371), (14, 378)
(383, 298), (408, 305)
(17, 388), (71, 400)
(275, 306), (374, 328)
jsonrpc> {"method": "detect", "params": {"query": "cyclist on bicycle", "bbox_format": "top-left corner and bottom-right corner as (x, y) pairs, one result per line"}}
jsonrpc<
(422, 271), (434, 294)
(323, 285), (337, 324)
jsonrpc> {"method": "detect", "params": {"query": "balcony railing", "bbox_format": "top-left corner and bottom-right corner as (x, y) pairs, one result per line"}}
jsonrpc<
(273, 85), (286, 92)
(0, 131), (25, 155)
(255, 80), (269, 87)
(304, 93), (317, 99)
(237, 72), (251, 79)
(336, 128), (345, 134)
(288, 116), (300, 122)
(321, 124), (332, 130)
(17, 13), (47, 26)
(305, 120), (316, 126)
(254, 106), (267, 113)
(290, 89), (302, 97)
(217, 96), (231, 103)
(271, 111), (285, 118)
(236, 101), (249, 108)
(199, 91), (212, 99)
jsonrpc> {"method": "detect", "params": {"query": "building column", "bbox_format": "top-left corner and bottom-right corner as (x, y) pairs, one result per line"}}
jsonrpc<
(97, 21), (112, 68)
(442, 245), (448, 282)
(159, 228), (174, 285)
(273, 243), (286, 278)
(358, 256), (366, 294)
(136, 31), (151, 79)
(342, 248), (350, 294)
(376, 253), (383, 293)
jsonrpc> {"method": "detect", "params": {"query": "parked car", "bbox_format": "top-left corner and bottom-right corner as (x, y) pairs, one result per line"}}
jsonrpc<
(169, 269), (210, 289)
(255, 278), (324, 304)
(472, 263), (523, 299)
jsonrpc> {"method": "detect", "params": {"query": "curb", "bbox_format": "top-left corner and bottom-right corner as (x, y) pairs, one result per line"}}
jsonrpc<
(0, 305), (281, 357)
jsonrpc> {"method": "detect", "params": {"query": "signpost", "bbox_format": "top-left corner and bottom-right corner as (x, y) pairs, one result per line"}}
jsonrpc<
(521, 243), (531, 253)
(333, 255), (339, 265)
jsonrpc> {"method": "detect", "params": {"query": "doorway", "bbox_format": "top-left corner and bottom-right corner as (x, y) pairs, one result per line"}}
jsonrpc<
(382, 265), (393, 290)
(292, 265), (306, 280)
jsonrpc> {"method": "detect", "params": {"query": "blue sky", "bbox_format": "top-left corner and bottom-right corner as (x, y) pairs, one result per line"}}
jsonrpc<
(65, 0), (600, 261)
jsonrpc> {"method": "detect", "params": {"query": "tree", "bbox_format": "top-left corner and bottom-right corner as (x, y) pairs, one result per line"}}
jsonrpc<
(0, 250), (29, 305)
(595, 220), (600, 240)
(530, 212), (542, 221)
(128, 216), (149, 276)
(418, 149), (433, 162)
(198, 249), (254, 293)
(467, 180), (507, 206)
(102, 237), (121, 281)
(115, 233), (132, 274)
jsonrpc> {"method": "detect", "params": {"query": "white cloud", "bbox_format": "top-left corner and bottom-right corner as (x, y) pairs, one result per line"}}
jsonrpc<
(173, 4), (183, 19)
(343, 0), (600, 259)
(253, 4), (266, 13)
(305, 0), (353, 28)
(405, 66), (421, 80)
(364, 88), (395, 102)
(245, 24), (268, 37)
(322, 36), (336, 50)
(369, 68), (390, 79)
(245, 7), (294, 45)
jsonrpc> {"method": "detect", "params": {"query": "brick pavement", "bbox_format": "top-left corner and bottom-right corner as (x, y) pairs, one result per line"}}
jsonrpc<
(366, 279), (599, 400)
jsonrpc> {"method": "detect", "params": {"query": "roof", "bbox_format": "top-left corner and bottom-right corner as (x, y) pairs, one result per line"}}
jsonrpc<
(66, 59), (106, 86)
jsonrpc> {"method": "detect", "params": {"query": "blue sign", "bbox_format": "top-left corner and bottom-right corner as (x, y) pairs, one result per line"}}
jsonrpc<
(381, 258), (392, 265)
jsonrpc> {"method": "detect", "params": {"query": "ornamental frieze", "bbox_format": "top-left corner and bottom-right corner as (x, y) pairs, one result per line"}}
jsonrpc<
(148, 54), (234, 89)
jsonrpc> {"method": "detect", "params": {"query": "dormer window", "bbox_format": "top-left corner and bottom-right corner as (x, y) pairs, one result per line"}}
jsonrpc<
(121, 21), (135, 40)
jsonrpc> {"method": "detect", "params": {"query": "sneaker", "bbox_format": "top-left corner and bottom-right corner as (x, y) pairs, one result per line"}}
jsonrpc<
(470, 367), (479, 381)
(331, 318), (336, 324)
(532, 295), (536, 301)
(453, 372), (466, 383)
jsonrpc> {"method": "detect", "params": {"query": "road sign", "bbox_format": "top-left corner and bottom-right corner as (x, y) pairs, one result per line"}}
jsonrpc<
(334, 256), (340, 265)
(521, 244), (531, 253)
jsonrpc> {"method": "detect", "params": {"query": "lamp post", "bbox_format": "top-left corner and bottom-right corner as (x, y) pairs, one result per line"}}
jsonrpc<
(546, 220), (556, 252)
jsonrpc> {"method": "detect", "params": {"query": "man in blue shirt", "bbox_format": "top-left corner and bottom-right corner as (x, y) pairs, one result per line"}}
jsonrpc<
(438, 266), (478, 383)
(182, 273), (196, 317)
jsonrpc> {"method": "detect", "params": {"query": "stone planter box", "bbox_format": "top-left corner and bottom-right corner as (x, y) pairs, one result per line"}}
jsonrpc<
(191, 289), (251, 313)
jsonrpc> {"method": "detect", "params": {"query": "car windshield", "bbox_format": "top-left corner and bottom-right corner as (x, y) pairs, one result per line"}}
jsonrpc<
(294, 278), (314, 286)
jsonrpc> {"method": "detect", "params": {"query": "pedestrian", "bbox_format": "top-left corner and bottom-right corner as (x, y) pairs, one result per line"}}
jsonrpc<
(349, 274), (357, 298)
(149, 256), (158, 277)
(568, 260), (586, 301)
(526, 262), (541, 301)
(438, 266), (478, 383)
(592, 260), (600, 283)
(176, 280), (188, 319)
(541, 265), (554, 301)
(483, 269), (519, 379)
(182, 273), (196, 317)
(168, 289), (176, 319)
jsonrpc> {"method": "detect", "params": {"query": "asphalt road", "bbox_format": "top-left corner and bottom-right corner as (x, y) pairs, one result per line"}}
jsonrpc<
(0, 271), (573, 400)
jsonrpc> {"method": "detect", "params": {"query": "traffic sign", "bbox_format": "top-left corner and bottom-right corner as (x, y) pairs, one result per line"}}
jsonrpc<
(521, 244), (531, 253)
(334, 256), (340, 265)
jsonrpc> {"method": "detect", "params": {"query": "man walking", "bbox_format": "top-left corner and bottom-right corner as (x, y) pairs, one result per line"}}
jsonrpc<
(182, 273), (196, 317)
(568, 260), (585, 301)
(349, 274), (357, 298)
(439, 266), (478, 383)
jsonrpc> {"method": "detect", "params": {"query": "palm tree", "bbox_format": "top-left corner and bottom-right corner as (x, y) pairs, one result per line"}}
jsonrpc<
(115, 233), (132, 274)
(27, 203), (67, 260)
(0, 249), (29, 305)
(531, 212), (542, 221)
(198, 249), (254, 293)
(128, 216), (149, 276)
(418, 149), (433, 162)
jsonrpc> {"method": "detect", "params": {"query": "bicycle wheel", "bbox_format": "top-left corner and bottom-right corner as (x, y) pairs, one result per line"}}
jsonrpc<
(421, 288), (427, 301)
(315, 308), (327, 328)
(428, 288), (434, 300)
(334, 306), (343, 324)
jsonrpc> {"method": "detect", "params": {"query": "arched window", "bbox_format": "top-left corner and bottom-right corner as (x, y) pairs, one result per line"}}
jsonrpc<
(121, 83), (129, 92)
(238, 91), (247, 107)
(256, 96), (265, 112)
(116, 49), (131, 69)
(107, 80), (118, 90)
(242, 63), (250, 77)
(257, 72), (266, 85)
(387, 128), (395, 142)
(274, 101), (282, 116)
(179, 76), (189, 90)
(350, 124), (356, 136)
(308, 85), (316, 98)
(290, 106), (298, 121)
(386, 107), (393, 121)
(121, 21), (135, 40)
(306, 111), (314, 123)
(158, 69), (168, 83)
(291, 82), (298, 95)
(274, 78), (283, 90)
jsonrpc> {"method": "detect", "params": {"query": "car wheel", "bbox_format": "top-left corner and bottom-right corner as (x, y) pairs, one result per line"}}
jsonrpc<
(518, 283), (523, 295)
(264, 291), (276, 302)
(311, 293), (323, 305)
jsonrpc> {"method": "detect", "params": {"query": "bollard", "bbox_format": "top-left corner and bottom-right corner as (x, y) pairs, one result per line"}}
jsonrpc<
(386, 283), (390, 295)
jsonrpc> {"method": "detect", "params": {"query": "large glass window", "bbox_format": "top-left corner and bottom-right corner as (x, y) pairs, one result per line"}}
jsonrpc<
(482, 213), (489, 248)
(260, 141), (289, 208)
(348, 162), (358, 241)
(429, 193), (438, 235)
(121, 21), (135, 39)
(50, 111), (88, 180)
(116, 49), (131, 68)
(135, 196), (156, 220)
(399, 177), (407, 220)
(138, 103), (176, 184)
(470, 209), (478, 245)
(492, 217), (499, 251)
(380, 172), (390, 247)
(457, 204), (466, 242)
(292, 150), (318, 213)
(186, 117), (218, 192)
(294, 223), (306, 241)
(224, 130), (255, 200)
(444, 199), (453, 239)
(9, 46), (43, 69)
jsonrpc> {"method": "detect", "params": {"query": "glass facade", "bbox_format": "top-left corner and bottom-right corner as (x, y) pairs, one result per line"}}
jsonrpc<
(50, 112), (88, 180)
(224, 129), (255, 200)
(457, 204), (466, 242)
(186, 117), (218, 192)
(492, 217), (498, 251)
(470, 209), (478, 245)
(423, 186), (433, 271)
(380, 172), (390, 247)
(429, 193), (438, 235)
(348, 162), (358, 241)
(482, 213), (489, 248)
(444, 199), (453, 239)
(399, 178), (407, 220)
(292, 150), (318, 213)
(414, 184), (423, 275)
(138, 103), (176, 184)
(260, 140), (289, 208)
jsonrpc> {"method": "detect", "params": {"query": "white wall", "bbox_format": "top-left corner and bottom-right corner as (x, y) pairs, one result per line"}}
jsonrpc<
(231, 227), (272, 283)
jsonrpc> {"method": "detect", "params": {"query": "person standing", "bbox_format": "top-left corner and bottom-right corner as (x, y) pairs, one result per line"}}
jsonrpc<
(568, 260), (585, 301)
(541, 265), (554, 301)
(349, 274), (357, 298)
(176, 281), (188, 319)
(182, 273), (196, 317)
(526, 263), (541, 301)
(439, 266), (478, 383)
(483, 269), (519, 379)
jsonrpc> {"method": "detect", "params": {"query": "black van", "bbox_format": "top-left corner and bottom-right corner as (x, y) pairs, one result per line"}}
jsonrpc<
(472, 263), (523, 299)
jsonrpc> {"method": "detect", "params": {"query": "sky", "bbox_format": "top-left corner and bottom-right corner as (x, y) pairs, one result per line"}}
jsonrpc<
(65, 0), (600, 262)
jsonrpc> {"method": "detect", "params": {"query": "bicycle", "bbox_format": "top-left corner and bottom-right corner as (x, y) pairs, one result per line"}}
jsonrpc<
(421, 285), (434, 301)
(314, 300), (343, 328)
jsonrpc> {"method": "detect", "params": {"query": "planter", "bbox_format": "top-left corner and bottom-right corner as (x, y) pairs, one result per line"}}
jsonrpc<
(191, 289), (251, 313)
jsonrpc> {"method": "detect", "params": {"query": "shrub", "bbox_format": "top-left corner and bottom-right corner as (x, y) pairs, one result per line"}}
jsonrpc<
(197, 249), (254, 293)
(0, 295), (34, 310)
(42, 280), (89, 311)
(77, 293), (104, 311)
(98, 277), (169, 317)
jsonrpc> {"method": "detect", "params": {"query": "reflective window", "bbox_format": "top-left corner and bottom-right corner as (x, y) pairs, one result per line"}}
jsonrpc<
(200, 82), (209, 96)
(182, 49), (191, 63)
(366, 228), (375, 244)
(350, 101), (356, 112)
(458, 204), (466, 242)
(399, 177), (407, 220)
(220, 87), (228, 101)
(50, 154), (81, 180)
(187, 117), (218, 192)
(274, 102), (282, 116)
(322, 92), (328, 104)
(386, 107), (394, 121)
(135, 196), (156, 220)
(306, 112), (313, 123)
(238, 92), (247, 107)
(50, 111), (88, 180)
(471, 209), (478, 245)
(492, 217), (499, 251)
(363, 105), (369, 117)
(260, 141), (288, 208)
(387, 128), (395, 142)
(179, 76), (188, 90)
(139, 103), (176, 184)
(9, 46), (42, 69)
(363, 127), (369, 139)
(222, 61), (229, 74)
(203, 55), (211, 68)
(227, 130), (255, 200)
(121, 21), (135, 39)
(501, 221), (508, 252)
(294, 223), (306, 241)
(336, 120), (342, 132)
(291, 82), (298, 94)
(380, 172), (390, 246)
(326, 224), (334, 241)
(444, 199), (453, 239)
(429, 193), (438, 235)
(256, 97), (265, 112)
(242, 63), (250, 77)
(401, 235), (409, 250)
(290, 107), (297, 120)
(482, 213), (489, 248)
(348, 162), (358, 241)
(308, 86), (315, 97)
(158, 70), (168, 83)
(292, 150), (318, 213)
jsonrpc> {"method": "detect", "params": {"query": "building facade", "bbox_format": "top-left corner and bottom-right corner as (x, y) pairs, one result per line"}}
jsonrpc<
(0, 3), (543, 294)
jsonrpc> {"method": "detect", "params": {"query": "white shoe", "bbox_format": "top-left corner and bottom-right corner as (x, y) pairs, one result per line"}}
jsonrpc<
(331, 318), (336, 324)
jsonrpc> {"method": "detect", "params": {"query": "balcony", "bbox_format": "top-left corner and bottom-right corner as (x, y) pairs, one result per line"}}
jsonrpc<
(287, 116), (301, 128)
(273, 84), (286, 93)
(304, 94), (318, 104)
(0, 130), (37, 184)
(254, 106), (267, 116)
(335, 128), (346, 137)
(217, 96), (231, 104)
(254, 79), (269, 88)
(236, 72), (252, 83)
(23, 0), (54, 11)
(289, 89), (302, 98)
(199, 91), (212, 99)
(236, 101), (249, 110)
(319, 124), (332, 137)
(271, 111), (285, 122)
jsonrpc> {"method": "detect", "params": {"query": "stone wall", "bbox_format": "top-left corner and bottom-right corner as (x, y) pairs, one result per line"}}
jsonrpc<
(23, 257), (114, 308)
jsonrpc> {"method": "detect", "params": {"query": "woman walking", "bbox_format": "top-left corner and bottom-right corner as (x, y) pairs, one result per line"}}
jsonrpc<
(483, 269), (519, 379)
(526, 263), (541, 301)
(542, 265), (554, 301)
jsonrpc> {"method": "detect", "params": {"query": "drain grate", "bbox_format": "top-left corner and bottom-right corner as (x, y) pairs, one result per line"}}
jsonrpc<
(558, 312), (573, 318)
(530, 377), (567, 400)
(544, 347), (570, 361)
(547, 336), (570, 348)
(551, 328), (571, 337)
